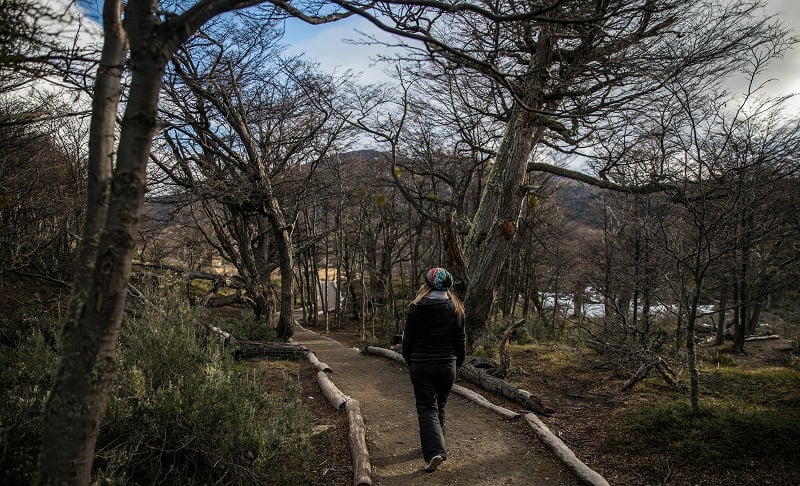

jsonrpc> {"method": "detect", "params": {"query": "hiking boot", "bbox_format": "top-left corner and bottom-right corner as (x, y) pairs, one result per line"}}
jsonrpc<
(424, 455), (444, 472)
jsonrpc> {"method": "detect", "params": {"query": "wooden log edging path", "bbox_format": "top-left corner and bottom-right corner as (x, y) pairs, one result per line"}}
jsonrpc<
(362, 345), (610, 486)
(290, 340), (372, 486)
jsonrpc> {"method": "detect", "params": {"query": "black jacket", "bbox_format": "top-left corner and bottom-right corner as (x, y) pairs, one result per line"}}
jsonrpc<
(402, 297), (466, 368)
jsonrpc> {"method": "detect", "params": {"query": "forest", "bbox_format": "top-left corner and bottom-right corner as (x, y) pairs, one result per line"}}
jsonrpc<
(2, 0), (799, 484)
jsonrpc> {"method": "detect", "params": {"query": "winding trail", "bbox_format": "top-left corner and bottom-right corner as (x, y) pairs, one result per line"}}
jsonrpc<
(292, 325), (579, 485)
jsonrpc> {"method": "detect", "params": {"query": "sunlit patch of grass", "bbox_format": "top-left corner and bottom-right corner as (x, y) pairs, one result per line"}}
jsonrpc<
(509, 343), (587, 374)
(608, 365), (800, 472)
(473, 343), (500, 360)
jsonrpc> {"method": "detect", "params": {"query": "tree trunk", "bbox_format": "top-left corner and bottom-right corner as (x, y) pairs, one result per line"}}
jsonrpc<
(716, 280), (728, 346)
(748, 299), (762, 335)
(462, 103), (543, 344)
(38, 1), (262, 481)
(38, 3), (164, 482)
(38, 2), (127, 482)
(263, 190), (295, 340)
(686, 293), (700, 414)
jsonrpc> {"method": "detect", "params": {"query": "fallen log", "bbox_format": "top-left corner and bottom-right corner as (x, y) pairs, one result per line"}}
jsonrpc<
(524, 413), (609, 486)
(620, 357), (682, 392)
(233, 341), (307, 361)
(289, 338), (333, 373)
(306, 351), (332, 373)
(317, 371), (348, 411)
(308, 358), (372, 485)
(362, 345), (406, 365)
(345, 399), (372, 486)
(459, 363), (554, 416)
(205, 290), (246, 308)
(745, 334), (780, 342)
(451, 384), (520, 420)
(362, 345), (551, 416)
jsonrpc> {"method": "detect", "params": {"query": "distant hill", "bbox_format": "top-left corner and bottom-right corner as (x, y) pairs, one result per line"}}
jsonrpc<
(554, 180), (605, 229)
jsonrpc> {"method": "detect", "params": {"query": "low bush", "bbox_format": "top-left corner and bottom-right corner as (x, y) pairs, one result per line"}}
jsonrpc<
(0, 317), (59, 485)
(0, 289), (315, 485)
(608, 363), (800, 475)
(96, 295), (314, 484)
(217, 306), (279, 342)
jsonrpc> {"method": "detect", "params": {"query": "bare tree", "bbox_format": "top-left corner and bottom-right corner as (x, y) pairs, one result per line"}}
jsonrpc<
(344, 0), (791, 343)
(0, 97), (89, 280)
(588, 53), (800, 412)
(37, 1), (348, 482)
(154, 18), (349, 338)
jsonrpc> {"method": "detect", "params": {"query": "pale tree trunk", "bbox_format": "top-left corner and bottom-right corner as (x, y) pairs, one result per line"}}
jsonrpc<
(462, 102), (543, 343)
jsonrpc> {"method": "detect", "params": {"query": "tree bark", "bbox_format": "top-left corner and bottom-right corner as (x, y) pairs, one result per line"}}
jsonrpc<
(462, 103), (543, 344)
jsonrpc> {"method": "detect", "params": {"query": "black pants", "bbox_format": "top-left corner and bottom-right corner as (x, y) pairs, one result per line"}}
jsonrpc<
(409, 361), (457, 462)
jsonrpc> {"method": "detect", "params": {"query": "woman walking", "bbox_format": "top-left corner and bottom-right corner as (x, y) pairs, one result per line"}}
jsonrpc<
(402, 267), (466, 472)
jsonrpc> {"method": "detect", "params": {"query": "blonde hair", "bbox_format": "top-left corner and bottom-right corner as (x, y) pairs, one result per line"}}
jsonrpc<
(411, 283), (465, 325)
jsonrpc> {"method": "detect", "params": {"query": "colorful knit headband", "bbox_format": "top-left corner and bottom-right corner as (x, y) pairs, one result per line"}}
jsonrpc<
(425, 267), (453, 291)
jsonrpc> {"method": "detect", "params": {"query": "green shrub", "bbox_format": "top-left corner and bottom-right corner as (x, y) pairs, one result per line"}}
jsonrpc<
(96, 299), (313, 484)
(472, 343), (500, 360)
(0, 289), (315, 485)
(0, 319), (59, 485)
(214, 307), (278, 342)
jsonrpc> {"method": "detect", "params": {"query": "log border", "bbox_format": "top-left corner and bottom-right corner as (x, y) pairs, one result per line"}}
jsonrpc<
(297, 339), (372, 486)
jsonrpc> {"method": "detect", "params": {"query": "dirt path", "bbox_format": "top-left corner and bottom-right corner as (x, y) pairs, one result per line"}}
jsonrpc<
(292, 325), (579, 485)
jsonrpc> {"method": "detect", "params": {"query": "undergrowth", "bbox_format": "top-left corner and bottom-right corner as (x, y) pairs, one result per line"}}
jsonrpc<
(0, 285), (315, 485)
(606, 365), (800, 473)
(608, 399), (800, 470)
